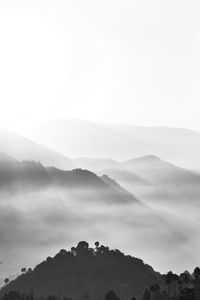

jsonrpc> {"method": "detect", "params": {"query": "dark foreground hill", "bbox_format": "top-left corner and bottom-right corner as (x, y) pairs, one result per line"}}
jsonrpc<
(0, 242), (161, 300)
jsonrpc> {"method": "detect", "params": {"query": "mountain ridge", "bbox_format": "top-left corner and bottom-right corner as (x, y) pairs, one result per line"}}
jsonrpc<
(0, 155), (141, 205)
(0, 127), (73, 170)
(22, 119), (200, 169)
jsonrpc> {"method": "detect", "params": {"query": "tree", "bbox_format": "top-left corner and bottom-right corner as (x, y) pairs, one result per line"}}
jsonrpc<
(77, 241), (89, 250)
(180, 271), (191, 288)
(194, 267), (200, 280)
(194, 267), (200, 300)
(172, 274), (179, 297)
(4, 278), (9, 285)
(95, 241), (99, 249)
(71, 247), (76, 255)
(98, 245), (110, 255)
(165, 271), (174, 299)
(46, 256), (52, 262)
(76, 241), (89, 255)
(59, 249), (67, 256)
(21, 268), (26, 273)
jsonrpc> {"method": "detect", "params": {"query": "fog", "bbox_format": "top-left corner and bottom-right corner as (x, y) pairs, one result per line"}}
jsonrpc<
(0, 185), (200, 282)
(0, 0), (199, 292)
(1, 150), (200, 283)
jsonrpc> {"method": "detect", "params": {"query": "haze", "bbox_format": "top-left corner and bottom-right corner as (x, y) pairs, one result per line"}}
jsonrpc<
(1, 0), (200, 287)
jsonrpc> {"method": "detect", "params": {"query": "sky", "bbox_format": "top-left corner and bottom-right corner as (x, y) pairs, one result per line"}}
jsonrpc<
(0, 0), (199, 133)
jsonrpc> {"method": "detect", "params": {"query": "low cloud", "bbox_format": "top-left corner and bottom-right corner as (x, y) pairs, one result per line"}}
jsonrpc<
(0, 186), (199, 281)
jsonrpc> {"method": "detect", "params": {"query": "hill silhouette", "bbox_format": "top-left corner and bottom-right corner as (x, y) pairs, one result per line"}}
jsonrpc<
(122, 155), (200, 186)
(74, 155), (200, 205)
(0, 241), (161, 299)
(0, 155), (140, 205)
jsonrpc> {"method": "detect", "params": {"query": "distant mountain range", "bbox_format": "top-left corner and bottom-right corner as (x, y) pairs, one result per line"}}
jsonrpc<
(73, 155), (200, 208)
(3, 141), (200, 207)
(0, 241), (161, 299)
(0, 127), (73, 169)
(21, 118), (200, 169)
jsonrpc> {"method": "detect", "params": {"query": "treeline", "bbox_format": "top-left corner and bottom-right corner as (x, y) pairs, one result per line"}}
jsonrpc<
(1, 290), (123, 300)
(3, 268), (200, 300)
(3, 242), (200, 300)
(140, 268), (200, 300)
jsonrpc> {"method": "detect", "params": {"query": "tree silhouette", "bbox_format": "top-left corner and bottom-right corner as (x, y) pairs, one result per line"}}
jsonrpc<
(95, 241), (99, 249)
(194, 267), (200, 280)
(76, 241), (89, 256)
(165, 271), (174, 299)
(4, 278), (9, 285)
(180, 271), (191, 288)
(194, 267), (200, 300)
(21, 268), (26, 273)
(172, 274), (179, 297)
(71, 247), (76, 256)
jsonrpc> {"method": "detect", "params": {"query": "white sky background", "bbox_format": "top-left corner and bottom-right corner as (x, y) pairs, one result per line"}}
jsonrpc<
(0, 0), (199, 133)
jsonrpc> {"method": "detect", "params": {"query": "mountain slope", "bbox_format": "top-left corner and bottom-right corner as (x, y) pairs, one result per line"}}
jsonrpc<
(0, 127), (73, 169)
(122, 155), (200, 186)
(72, 155), (200, 207)
(0, 156), (140, 205)
(0, 241), (161, 299)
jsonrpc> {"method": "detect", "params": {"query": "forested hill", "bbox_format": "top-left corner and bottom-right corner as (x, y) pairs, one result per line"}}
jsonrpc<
(0, 242), (161, 300)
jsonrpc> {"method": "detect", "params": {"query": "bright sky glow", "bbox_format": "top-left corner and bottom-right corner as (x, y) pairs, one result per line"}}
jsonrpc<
(0, 0), (199, 132)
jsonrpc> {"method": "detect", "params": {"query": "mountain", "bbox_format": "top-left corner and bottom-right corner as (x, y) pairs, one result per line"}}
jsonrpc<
(119, 155), (200, 205)
(0, 157), (140, 205)
(0, 127), (73, 169)
(100, 168), (151, 187)
(21, 118), (200, 169)
(122, 155), (200, 186)
(0, 241), (161, 299)
(73, 155), (200, 209)
(73, 154), (200, 192)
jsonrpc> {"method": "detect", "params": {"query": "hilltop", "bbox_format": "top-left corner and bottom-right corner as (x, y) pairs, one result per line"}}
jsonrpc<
(0, 241), (161, 299)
